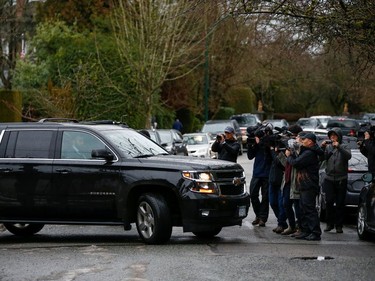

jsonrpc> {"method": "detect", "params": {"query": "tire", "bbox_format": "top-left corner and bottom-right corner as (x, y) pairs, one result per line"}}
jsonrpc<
(193, 227), (222, 238)
(136, 193), (172, 244)
(357, 204), (371, 240)
(4, 223), (44, 236)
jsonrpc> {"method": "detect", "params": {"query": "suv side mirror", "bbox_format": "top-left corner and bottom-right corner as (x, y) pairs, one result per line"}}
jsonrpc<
(361, 172), (373, 183)
(92, 149), (114, 161)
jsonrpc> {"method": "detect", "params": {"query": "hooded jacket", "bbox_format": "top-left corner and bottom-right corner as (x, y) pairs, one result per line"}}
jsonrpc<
(323, 127), (352, 181)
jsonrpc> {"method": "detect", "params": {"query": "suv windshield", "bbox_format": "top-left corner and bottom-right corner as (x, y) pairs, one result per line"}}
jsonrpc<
(104, 129), (167, 158)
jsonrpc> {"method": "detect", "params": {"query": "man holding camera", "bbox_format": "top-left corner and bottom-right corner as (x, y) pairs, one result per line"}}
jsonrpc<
(321, 128), (352, 234)
(211, 126), (240, 163)
(359, 126), (375, 174)
(247, 129), (272, 227)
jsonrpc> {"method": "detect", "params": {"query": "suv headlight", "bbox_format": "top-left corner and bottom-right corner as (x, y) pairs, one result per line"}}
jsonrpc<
(182, 171), (217, 194)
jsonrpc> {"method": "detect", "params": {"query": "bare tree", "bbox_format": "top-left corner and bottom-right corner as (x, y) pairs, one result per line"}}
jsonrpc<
(110, 0), (204, 128)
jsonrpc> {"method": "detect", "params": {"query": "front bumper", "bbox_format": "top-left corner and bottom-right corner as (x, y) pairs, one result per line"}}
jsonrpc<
(180, 193), (250, 232)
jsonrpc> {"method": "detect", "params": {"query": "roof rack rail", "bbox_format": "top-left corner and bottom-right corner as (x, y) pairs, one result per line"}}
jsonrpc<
(38, 118), (79, 123)
(80, 120), (129, 127)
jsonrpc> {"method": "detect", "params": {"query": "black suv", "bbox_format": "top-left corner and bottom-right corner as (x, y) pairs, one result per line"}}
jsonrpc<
(0, 120), (250, 244)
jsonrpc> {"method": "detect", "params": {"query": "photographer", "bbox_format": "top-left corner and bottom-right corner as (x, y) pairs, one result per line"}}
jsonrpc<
(321, 128), (351, 234)
(359, 126), (375, 174)
(247, 127), (272, 227)
(211, 126), (240, 163)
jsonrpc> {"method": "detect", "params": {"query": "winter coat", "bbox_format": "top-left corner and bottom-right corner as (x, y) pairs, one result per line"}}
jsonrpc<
(287, 145), (322, 192)
(360, 138), (375, 174)
(211, 138), (240, 163)
(247, 141), (272, 178)
(278, 152), (300, 199)
(323, 127), (352, 181)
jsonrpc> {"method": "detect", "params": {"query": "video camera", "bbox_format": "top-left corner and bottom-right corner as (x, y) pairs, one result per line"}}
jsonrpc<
(246, 123), (293, 151)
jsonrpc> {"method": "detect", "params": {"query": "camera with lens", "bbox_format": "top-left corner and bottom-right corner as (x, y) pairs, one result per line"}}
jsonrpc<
(325, 140), (332, 144)
(216, 135), (223, 141)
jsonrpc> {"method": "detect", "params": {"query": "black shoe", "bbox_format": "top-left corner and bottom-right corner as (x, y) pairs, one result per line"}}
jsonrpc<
(336, 226), (343, 233)
(294, 232), (310, 239)
(252, 218), (260, 225)
(304, 233), (321, 241)
(258, 220), (266, 227)
(324, 225), (334, 232)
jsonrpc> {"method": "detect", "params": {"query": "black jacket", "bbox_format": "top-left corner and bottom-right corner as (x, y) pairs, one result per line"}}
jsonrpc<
(211, 139), (240, 163)
(360, 138), (375, 174)
(287, 145), (322, 192)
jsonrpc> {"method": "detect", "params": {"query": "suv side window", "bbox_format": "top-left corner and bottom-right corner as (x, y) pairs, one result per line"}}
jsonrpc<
(5, 130), (54, 158)
(61, 131), (106, 159)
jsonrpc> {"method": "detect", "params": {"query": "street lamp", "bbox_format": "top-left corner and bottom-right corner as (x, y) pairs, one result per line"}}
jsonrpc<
(203, 14), (234, 122)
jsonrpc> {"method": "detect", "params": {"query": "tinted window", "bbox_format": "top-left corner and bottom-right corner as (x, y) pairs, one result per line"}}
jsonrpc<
(61, 131), (106, 159)
(6, 130), (53, 158)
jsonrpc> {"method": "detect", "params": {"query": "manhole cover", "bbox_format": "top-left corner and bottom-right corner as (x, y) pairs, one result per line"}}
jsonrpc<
(291, 256), (334, 261)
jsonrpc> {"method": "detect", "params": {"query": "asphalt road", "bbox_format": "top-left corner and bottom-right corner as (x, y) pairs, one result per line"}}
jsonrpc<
(0, 154), (374, 281)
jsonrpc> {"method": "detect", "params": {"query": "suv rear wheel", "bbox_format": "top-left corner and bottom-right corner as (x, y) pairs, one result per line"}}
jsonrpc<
(136, 193), (172, 244)
(4, 223), (44, 236)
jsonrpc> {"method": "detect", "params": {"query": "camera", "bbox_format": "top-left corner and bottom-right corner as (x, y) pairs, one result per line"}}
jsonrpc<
(216, 135), (222, 141)
(325, 140), (332, 144)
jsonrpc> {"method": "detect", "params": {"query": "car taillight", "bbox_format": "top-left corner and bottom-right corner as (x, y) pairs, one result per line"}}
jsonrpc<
(349, 129), (356, 136)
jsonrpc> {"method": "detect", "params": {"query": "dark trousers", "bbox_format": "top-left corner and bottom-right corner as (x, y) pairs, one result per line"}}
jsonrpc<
(250, 177), (269, 222)
(299, 188), (322, 236)
(269, 183), (287, 228)
(323, 178), (347, 228)
(282, 184), (300, 229)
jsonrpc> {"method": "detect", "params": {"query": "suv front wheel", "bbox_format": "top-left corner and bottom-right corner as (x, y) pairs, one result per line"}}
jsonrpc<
(4, 223), (44, 236)
(136, 193), (172, 244)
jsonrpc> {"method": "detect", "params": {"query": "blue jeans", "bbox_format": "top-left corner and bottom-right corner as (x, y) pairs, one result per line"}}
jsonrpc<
(269, 183), (287, 228)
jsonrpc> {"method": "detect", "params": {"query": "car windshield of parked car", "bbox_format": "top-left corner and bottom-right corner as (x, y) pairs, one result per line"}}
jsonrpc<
(183, 135), (208, 145)
(158, 130), (173, 144)
(104, 129), (168, 158)
(202, 122), (231, 133)
(232, 116), (258, 126)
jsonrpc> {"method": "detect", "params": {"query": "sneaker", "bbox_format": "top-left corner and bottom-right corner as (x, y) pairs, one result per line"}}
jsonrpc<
(324, 225), (334, 232)
(304, 233), (321, 241)
(281, 227), (296, 235)
(252, 218), (260, 225)
(336, 226), (343, 233)
(258, 220), (266, 227)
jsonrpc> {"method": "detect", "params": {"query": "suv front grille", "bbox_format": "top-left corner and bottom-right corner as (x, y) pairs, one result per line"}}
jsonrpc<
(212, 170), (245, 196)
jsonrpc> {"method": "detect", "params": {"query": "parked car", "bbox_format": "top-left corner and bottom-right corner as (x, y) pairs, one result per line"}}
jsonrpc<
(296, 117), (324, 130)
(183, 133), (213, 158)
(310, 115), (332, 128)
(230, 114), (261, 145)
(361, 113), (375, 125)
(357, 173), (375, 240)
(201, 119), (243, 155)
(0, 119), (250, 244)
(153, 129), (188, 156)
(326, 117), (360, 137)
(262, 119), (289, 129)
